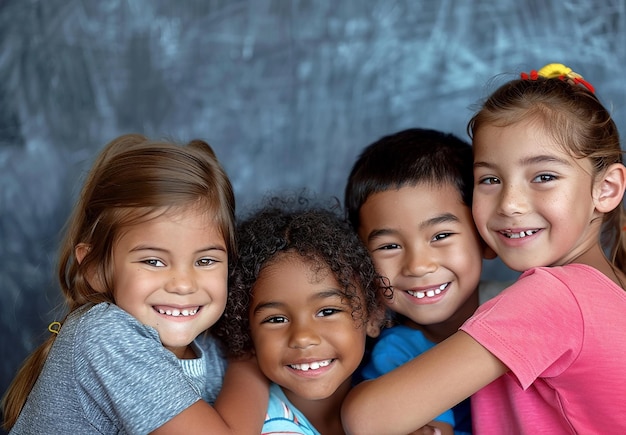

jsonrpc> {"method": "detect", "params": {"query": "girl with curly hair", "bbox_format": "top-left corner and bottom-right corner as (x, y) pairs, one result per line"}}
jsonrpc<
(214, 197), (383, 435)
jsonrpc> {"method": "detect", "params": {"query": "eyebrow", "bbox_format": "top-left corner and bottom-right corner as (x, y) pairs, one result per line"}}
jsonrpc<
(421, 212), (460, 228)
(130, 244), (227, 254)
(365, 212), (460, 243)
(252, 289), (345, 315)
(474, 154), (572, 169)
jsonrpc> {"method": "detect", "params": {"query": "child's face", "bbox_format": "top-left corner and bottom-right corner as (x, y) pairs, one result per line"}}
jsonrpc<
(358, 184), (484, 328)
(472, 120), (598, 272)
(249, 253), (368, 405)
(109, 207), (228, 358)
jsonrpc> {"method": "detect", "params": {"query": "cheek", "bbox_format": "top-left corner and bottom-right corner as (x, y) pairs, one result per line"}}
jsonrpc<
(471, 203), (487, 227)
(216, 283), (228, 304)
(382, 292), (399, 309)
(251, 331), (282, 368)
(209, 273), (229, 300)
(369, 256), (392, 278)
(110, 270), (137, 304)
(340, 328), (368, 367)
(373, 261), (400, 288)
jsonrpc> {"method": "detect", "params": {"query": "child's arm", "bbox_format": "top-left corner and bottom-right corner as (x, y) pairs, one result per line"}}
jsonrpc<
(151, 357), (269, 435)
(342, 331), (507, 435)
(363, 331), (457, 433)
(214, 357), (269, 429)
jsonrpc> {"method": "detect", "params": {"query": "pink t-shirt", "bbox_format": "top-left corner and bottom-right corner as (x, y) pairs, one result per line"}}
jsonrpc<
(460, 264), (626, 433)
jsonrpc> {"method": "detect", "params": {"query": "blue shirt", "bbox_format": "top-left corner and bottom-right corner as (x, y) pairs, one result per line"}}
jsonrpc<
(358, 324), (471, 435)
(262, 383), (319, 435)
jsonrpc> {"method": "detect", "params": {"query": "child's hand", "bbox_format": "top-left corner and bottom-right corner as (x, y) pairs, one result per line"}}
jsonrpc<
(409, 426), (441, 435)
(409, 421), (453, 435)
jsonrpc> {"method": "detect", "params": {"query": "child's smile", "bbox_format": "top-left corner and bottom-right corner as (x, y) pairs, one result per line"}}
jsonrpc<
(406, 282), (450, 301)
(288, 359), (333, 372)
(154, 304), (201, 318)
(472, 120), (599, 271)
(249, 252), (368, 403)
(110, 207), (228, 359)
(358, 184), (485, 330)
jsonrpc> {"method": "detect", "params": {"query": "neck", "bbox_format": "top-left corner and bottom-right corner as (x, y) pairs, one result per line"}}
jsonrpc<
(283, 378), (350, 435)
(571, 244), (626, 289)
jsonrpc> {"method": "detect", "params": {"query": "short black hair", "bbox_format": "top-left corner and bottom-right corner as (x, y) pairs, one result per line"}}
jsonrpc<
(344, 128), (473, 230)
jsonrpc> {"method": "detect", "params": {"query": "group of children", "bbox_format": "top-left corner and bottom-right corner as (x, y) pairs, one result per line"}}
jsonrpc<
(3, 62), (626, 434)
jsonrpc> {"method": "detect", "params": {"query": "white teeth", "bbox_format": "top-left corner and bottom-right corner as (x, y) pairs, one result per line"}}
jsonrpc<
(505, 230), (537, 239)
(408, 283), (448, 299)
(157, 307), (199, 317)
(290, 359), (332, 371)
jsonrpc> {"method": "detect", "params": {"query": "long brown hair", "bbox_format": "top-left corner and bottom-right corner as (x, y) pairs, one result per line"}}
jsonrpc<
(2, 134), (236, 429)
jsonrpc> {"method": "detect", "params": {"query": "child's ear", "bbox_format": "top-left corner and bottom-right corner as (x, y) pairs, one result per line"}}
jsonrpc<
(75, 243), (91, 264)
(594, 163), (626, 213)
(365, 318), (381, 338)
(365, 305), (386, 338)
(75, 243), (105, 293)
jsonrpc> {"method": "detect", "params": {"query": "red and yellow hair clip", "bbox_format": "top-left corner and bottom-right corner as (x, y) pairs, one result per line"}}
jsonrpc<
(521, 63), (595, 93)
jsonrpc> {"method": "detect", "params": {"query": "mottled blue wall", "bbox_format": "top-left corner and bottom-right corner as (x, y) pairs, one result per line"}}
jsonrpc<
(2, 0), (625, 427)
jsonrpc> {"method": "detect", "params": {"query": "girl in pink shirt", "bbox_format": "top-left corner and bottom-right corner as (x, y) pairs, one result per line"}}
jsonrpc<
(342, 63), (626, 434)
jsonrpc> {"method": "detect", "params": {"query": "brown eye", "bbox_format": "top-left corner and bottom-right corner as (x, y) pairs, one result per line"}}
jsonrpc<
(432, 232), (453, 242)
(263, 316), (288, 324)
(479, 176), (500, 185)
(532, 174), (557, 183)
(316, 308), (341, 317)
(197, 258), (217, 267)
(143, 259), (165, 267)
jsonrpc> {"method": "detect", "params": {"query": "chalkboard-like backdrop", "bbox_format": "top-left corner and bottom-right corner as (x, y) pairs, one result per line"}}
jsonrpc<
(1, 0), (625, 429)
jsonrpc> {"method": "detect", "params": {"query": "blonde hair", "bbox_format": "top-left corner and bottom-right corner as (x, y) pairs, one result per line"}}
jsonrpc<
(2, 134), (236, 429)
(468, 76), (626, 272)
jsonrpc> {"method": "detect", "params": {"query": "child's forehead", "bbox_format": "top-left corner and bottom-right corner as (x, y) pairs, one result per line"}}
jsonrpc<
(367, 182), (465, 204)
(264, 251), (334, 281)
(123, 202), (219, 223)
(111, 204), (223, 242)
(357, 184), (473, 242)
(259, 251), (365, 297)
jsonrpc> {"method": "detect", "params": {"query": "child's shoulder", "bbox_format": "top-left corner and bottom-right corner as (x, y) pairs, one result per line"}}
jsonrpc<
(519, 264), (617, 286)
(265, 384), (319, 435)
(478, 280), (515, 304)
(69, 302), (161, 350)
(74, 302), (135, 329)
(480, 265), (625, 312)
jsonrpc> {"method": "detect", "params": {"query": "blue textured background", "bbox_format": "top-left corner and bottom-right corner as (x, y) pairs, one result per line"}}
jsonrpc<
(2, 0), (625, 426)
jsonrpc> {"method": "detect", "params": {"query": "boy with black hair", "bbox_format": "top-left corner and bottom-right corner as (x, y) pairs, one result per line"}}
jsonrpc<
(344, 128), (506, 435)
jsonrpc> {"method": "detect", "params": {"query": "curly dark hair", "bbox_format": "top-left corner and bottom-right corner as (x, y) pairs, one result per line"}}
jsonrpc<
(213, 196), (382, 358)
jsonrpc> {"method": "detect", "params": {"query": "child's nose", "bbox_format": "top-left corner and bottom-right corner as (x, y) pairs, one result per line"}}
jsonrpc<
(498, 183), (529, 216)
(164, 269), (196, 295)
(403, 247), (437, 277)
(288, 319), (322, 349)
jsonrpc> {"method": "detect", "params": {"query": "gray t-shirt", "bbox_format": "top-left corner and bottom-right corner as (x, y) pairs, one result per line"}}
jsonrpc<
(10, 302), (226, 435)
